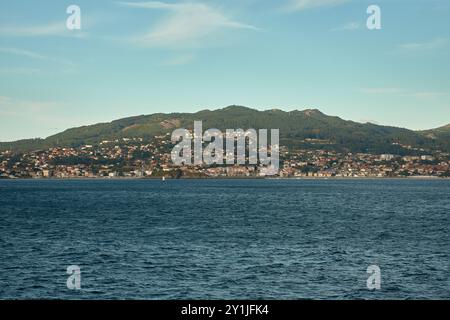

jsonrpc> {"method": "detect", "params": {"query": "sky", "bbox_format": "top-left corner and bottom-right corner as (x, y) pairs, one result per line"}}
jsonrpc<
(0, 0), (449, 141)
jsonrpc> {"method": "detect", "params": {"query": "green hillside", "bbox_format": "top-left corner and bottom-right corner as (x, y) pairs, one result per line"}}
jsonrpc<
(1, 106), (448, 154)
(420, 124), (450, 141)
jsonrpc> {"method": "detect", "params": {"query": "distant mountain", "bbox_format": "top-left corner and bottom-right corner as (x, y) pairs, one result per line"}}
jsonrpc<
(1, 106), (449, 154)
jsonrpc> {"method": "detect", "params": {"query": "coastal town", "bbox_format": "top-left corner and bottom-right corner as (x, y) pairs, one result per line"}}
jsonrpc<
(1, 134), (449, 179)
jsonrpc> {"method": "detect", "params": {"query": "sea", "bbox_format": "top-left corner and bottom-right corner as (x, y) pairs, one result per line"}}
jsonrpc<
(0, 179), (448, 299)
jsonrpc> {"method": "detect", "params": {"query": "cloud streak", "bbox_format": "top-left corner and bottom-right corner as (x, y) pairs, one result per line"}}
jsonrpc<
(118, 1), (259, 48)
(361, 88), (449, 99)
(0, 47), (74, 67)
(0, 47), (47, 60)
(0, 96), (59, 114)
(286, 0), (350, 12)
(0, 22), (85, 38)
(330, 21), (360, 32)
(0, 68), (42, 76)
(0, 97), (76, 141)
(0, 96), (11, 104)
(361, 88), (402, 94)
(399, 38), (448, 52)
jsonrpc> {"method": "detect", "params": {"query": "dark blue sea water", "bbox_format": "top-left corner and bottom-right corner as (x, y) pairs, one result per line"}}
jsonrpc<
(0, 179), (449, 299)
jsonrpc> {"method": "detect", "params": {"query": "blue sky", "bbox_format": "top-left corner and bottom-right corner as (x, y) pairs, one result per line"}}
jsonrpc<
(0, 0), (449, 141)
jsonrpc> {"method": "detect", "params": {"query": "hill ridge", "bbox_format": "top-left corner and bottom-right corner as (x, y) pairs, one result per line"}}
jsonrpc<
(0, 106), (448, 154)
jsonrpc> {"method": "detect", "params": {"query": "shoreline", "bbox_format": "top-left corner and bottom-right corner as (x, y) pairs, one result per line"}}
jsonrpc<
(0, 176), (448, 181)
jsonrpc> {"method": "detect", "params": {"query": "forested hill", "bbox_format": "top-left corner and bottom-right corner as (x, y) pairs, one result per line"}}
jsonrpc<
(1, 106), (449, 154)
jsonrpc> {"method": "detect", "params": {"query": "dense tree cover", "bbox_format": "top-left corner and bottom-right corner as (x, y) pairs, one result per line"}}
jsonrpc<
(1, 106), (449, 153)
(421, 124), (450, 142)
(49, 156), (125, 166)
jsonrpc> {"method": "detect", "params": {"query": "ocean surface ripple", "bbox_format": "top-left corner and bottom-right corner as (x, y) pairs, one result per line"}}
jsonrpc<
(0, 179), (449, 299)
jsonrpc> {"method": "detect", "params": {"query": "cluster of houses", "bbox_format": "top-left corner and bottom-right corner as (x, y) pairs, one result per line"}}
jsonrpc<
(280, 151), (448, 178)
(1, 136), (449, 179)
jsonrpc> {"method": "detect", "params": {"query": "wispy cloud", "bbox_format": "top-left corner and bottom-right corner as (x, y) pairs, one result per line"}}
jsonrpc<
(0, 97), (75, 141)
(0, 55), (43, 77)
(399, 38), (448, 52)
(361, 88), (449, 98)
(0, 96), (59, 115)
(118, 1), (259, 48)
(0, 47), (46, 60)
(285, 0), (349, 12)
(0, 22), (85, 38)
(411, 91), (450, 98)
(0, 96), (11, 104)
(330, 21), (360, 32)
(361, 87), (402, 95)
(0, 47), (74, 67)
(0, 68), (42, 76)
